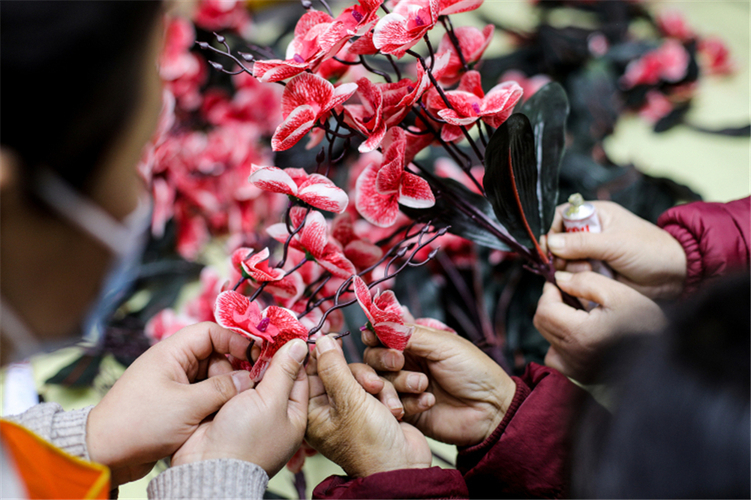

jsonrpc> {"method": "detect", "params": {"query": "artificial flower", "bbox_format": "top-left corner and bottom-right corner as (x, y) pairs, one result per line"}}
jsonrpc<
(353, 275), (412, 350)
(355, 127), (435, 227)
(249, 164), (349, 213)
(271, 73), (358, 151)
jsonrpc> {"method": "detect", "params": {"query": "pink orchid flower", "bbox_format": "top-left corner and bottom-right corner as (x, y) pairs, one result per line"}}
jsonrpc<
(145, 309), (194, 344)
(266, 207), (357, 279)
(214, 290), (280, 343)
(699, 37), (734, 76)
(373, 0), (439, 58)
(249, 164), (349, 213)
(353, 275), (413, 350)
(248, 306), (309, 381)
(231, 247), (305, 301)
(498, 70), (550, 103)
(656, 10), (695, 42)
(337, 0), (383, 36)
(427, 70), (523, 142)
(331, 213), (384, 269)
(343, 77), (388, 153)
(232, 247), (286, 282)
(437, 0), (484, 15)
(355, 127), (435, 227)
(253, 10), (349, 83)
(620, 39), (690, 89)
(271, 73), (358, 151)
(436, 25), (494, 85)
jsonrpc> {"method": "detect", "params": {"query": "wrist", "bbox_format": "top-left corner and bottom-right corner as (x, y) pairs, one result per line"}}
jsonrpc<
(86, 404), (115, 469)
(479, 375), (516, 444)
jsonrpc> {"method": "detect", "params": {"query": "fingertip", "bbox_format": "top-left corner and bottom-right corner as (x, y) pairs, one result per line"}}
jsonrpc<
(361, 328), (378, 347)
(231, 370), (254, 394)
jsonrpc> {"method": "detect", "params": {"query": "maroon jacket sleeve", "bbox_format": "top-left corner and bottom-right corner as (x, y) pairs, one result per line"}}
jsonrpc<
(658, 197), (750, 294)
(313, 363), (582, 499)
(456, 363), (580, 499)
(313, 466), (468, 499)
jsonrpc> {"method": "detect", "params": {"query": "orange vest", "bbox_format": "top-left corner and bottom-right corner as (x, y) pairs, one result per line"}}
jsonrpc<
(0, 419), (110, 499)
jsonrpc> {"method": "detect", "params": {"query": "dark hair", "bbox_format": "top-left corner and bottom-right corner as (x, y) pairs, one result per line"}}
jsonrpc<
(573, 273), (750, 498)
(1, 1), (162, 193)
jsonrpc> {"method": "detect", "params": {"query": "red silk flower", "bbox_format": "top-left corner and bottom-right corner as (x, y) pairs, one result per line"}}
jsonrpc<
(373, 0), (439, 58)
(266, 207), (357, 279)
(438, 0), (484, 15)
(338, 0), (383, 36)
(271, 73), (357, 151)
(620, 39), (690, 89)
(427, 70), (523, 142)
(353, 275), (413, 350)
(436, 25), (494, 85)
(248, 306), (309, 381)
(214, 290), (280, 343)
(253, 10), (349, 83)
(355, 127), (435, 227)
(249, 164), (349, 213)
(343, 77), (388, 153)
(331, 213), (384, 269)
(231, 247), (305, 301)
(214, 291), (309, 381)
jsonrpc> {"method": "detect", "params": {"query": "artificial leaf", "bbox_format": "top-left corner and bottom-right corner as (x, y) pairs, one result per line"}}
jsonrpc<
(483, 113), (541, 248)
(519, 82), (570, 233)
(401, 176), (513, 251)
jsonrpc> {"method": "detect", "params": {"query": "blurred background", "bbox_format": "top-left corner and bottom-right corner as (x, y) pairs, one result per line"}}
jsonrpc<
(1, 1), (748, 498)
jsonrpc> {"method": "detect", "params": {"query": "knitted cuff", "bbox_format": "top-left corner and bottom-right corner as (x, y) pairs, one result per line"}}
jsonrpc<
(147, 459), (269, 500)
(6, 403), (93, 460)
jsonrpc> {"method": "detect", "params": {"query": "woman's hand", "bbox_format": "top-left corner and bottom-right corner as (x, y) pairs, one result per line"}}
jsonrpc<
(361, 325), (516, 447)
(306, 335), (432, 478)
(545, 201), (687, 299)
(87, 322), (255, 485)
(534, 271), (667, 381)
(171, 338), (309, 478)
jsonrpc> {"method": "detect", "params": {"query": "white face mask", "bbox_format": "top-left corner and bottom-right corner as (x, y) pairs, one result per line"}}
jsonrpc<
(1, 168), (152, 361)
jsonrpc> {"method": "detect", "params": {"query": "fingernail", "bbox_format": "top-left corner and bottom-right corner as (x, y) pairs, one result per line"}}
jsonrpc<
(288, 339), (308, 364)
(317, 335), (336, 354)
(232, 371), (254, 393)
(387, 396), (403, 412)
(407, 373), (423, 391)
(547, 234), (564, 250)
(555, 271), (572, 281)
(386, 352), (399, 370)
(368, 373), (381, 386)
(420, 392), (435, 409)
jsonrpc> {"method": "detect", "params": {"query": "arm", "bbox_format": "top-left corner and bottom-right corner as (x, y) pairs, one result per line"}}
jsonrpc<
(147, 459), (268, 500)
(657, 197), (750, 294)
(5, 403), (93, 460)
(457, 364), (580, 499)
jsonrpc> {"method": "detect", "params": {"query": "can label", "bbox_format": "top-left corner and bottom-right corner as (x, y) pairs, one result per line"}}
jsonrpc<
(563, 213), (602, 233)
(562, 193), (602, 233)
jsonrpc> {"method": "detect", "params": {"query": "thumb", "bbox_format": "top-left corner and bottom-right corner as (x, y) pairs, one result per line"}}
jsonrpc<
(546, 232), (618, 262)
(189, 370), (255, 418)
(315, 335), (362, 411)
(555, 271), (620, 307)
(256, 339), (309, 402)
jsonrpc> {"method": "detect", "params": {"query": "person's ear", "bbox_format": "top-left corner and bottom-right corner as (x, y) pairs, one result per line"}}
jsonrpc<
(0, 147), (20, 192)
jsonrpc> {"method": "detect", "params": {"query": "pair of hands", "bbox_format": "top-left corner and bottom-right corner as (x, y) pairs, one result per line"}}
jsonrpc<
(87, 322), (308, 486)
(305, 325), (516, 477)
(534, 201), (685, 381)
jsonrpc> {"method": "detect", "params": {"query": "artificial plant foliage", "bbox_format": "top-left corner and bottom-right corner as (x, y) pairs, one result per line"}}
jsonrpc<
(484, 113), (542, 249)
(519, 82), (569, 233)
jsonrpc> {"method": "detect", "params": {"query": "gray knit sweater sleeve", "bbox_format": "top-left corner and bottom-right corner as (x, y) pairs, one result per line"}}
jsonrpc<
(147, 459), (269, 499)
(6, 403), (269, 499)
(5, 402), (93, 459)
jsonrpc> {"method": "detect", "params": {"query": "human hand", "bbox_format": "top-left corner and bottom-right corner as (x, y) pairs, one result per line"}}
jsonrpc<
(306, 335), (432, 478)
(534, 271), (667, 382)
(545, 201), (687, 299)
(171, 338), (309, 478)
(361, 325), (516, 447)
(348, 362), (433, 420)
(87, 322), (254, 486)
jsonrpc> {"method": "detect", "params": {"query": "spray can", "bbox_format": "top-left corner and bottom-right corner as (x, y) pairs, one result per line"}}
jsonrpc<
(561, 193), (613, 280)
